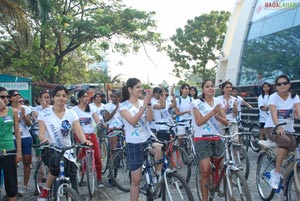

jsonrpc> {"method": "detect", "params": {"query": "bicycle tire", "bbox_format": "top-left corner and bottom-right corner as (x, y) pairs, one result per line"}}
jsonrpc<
(172, 146), (192, 183)
(57, 186), (80, 201)
(86, 150), (96, 197)
(224, 170), (251, 201)
(101, 138), (109, 174)
(195, 166), (203, 201)
(109, 150), (131, 192)
(293, 161), (300, 196)
(249, 124), (261, 152)
(161, 171), (194, 201)
(231, 145), (250, 180)
(256, 152), (275, 200)
(33, 160), (48, 194)
(285, 169), (300, 201)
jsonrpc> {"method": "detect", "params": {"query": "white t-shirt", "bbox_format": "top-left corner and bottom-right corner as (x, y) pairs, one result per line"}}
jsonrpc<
(105, 102), (123, 129)
(152, 98), (174, 131)
(191, 98), (222, 137)
(72, 106), (97, 134)
(176, 96), (193, 126)
(265, 93), (300, 132)
(37, 107), (78, 146)
(218, 95), (237, 122)
(18, 105), (32, 138)
(89, 102), (105, 123)
(119, 100), (151, 144)
(258, 94), (270, 123)
(149, 97), (158, 131)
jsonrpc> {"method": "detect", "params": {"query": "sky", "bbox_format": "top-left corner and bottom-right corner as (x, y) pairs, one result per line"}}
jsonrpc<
(108, 0), (237, 86)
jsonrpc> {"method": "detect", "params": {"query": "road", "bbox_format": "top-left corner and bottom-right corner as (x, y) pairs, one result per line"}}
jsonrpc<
(1, 148), (285, 200)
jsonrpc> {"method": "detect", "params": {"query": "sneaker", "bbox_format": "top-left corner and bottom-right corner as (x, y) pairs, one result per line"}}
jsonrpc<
(97, 180), (105, 188)
(19, 185), (30, 194)
(107, 178), (114, 187)
(37, 188), (49, 201)
(269, 169), (281, 189)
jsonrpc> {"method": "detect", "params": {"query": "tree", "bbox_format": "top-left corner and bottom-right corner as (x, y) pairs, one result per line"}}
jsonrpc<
(0, 0), (163, 84)
(167, 11), (231, 82)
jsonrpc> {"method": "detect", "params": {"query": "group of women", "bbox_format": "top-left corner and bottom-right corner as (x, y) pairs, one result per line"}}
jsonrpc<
(0, 73), (299, 201)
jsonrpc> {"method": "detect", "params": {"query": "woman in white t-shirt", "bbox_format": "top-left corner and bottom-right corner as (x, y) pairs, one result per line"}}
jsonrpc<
(72, 90), (104, 188)
(258, 82), (272, 140)
(265, 75), (300, 189)
(191, 79), (228, 201)
(217, 81), (238, 134)
(119, 78), (162, 201)
(175, 84), (193, 136)
(37, 86), (92, 200)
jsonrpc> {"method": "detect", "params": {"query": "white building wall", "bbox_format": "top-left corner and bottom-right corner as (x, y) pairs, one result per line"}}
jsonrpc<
(216, 0), (257, 86)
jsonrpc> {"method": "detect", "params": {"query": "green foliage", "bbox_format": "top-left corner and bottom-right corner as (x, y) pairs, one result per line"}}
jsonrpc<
(0, 0), (163, 85)
(167, 11), (230, 82)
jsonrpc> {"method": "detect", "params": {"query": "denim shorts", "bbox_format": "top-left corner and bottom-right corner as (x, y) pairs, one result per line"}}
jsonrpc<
(126, 142), (148, 171)
(15, 137), (32, 155)
(194, 139), (224, 161)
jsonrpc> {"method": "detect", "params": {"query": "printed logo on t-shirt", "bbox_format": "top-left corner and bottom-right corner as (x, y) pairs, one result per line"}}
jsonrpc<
(61, 120), (71, 137)
(277, 109), (292, 119)
(79, 117), (92, 126)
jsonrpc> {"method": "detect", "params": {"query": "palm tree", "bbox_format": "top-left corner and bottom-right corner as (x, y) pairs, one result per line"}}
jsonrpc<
(0, 0), (51, 42)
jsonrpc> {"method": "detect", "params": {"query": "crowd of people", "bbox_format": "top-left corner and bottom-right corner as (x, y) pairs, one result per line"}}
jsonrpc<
(0, 73), (299, 201)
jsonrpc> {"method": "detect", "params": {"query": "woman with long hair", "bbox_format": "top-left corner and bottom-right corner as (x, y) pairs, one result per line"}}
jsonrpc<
(0, 87), (22, 201)
(191, 79), (228, 201)
(258, 82), (272, 142)
(120, 78), (162, 201)
(72, 90), (104, 188)
(37, 86), (92, 200)
(265, 75), (300, 189)
(8, 89), (33, 194)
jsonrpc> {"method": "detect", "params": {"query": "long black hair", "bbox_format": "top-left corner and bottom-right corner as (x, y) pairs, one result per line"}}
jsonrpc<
(77, 90), (91, 112)
(221, 81), (233, 95)
(121, 78), (141, 102)
(275, 74), (296, 98)
(261, 82), (272, 98)
(179, 84), (190, 96)
(189, 86), (198, 99)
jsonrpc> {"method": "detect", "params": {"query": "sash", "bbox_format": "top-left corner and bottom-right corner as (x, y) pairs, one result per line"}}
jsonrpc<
(196, 100), (221, 135)
(42, 109), (76, 163)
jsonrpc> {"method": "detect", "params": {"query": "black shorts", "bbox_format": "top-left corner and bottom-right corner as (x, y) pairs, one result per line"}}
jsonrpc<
(260, 123), (265, 129)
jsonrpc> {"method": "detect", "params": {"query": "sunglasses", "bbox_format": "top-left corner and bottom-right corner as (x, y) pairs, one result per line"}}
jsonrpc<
(275, 81), (290, 86)
(0, 95), (9, 99)
(19, 100), (24, 103)
(11, 93), (20, 97)
(40, 90), (50, 95)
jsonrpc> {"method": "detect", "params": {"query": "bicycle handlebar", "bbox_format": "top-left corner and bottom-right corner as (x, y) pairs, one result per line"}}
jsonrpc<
(32, 142), (92, 153)
(272, 122), (287, 134)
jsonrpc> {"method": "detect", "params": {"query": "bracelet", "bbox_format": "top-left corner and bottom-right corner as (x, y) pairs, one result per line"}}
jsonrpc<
(147, 103), (152, 106)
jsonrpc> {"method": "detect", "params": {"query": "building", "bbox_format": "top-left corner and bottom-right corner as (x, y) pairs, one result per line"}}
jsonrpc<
(217, 0), (300, 88)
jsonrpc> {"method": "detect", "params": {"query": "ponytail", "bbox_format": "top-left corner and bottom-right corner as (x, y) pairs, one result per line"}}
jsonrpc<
(121, 78), (141, 102)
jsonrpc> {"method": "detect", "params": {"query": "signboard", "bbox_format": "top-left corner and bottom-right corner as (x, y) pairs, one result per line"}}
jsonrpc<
(0, 82), (29, 90)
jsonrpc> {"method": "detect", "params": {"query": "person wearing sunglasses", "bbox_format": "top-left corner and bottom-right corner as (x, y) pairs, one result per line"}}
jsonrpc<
(8, 89), (33, 195)
(265, 75), (300, 189)
(0, 87), (22, 201)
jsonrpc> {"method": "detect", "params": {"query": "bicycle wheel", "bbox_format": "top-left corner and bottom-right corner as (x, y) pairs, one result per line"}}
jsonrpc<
(294, 161), (300, 196)
(171, 146), (192, 183)
(161, 171), (194, 201)
(57, 186), (80, 201)
(256, 152), (275, 200)
(33, 160), (48, 194)
(101, 137), (109, 174)
(224, 170), (251, 201)
(109, 150), (131, 192)
(285, 170), (300, 201)
(86, 150), (96, 197)
(195, 166), (203, 201)
(249, 124), (261, 152)
(231, 145), (250, 180)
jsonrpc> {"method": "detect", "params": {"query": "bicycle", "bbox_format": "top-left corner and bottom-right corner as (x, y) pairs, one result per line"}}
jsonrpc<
(108, 128), (130, 192)
(33, 142), (85, 201)
(139, 136), (194, 201)
(76, 141), (96, 197)
(227, 122), (250, 180)
(237, 112), (261, 152)
(256, 122), (300, 201)
(155, 122), (192, 183)
(196, 132), (251, 201)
